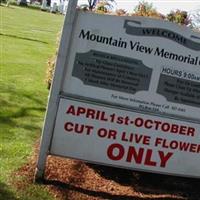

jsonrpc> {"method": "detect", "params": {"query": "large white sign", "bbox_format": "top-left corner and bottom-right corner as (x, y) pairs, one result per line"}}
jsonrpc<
(36, 5), (200, 180)
(51, 97), (200, 178)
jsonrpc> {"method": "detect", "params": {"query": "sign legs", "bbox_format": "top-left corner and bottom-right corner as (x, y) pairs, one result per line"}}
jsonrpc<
(34, 0), (78, 183)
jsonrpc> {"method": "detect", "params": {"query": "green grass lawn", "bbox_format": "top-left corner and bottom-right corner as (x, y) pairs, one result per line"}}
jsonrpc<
(0, 5), (64, 199)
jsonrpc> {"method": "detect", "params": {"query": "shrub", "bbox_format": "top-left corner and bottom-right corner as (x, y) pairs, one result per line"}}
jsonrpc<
(46, 32), (60, 89)
(0, 0), (7, 5)
(131, 1), (164, 19)
(167, 10), (191, 26)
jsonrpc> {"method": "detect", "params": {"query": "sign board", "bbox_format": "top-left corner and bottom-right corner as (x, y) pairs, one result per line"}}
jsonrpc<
(51, 97), (200, 177)
(36, 2), (200, 180)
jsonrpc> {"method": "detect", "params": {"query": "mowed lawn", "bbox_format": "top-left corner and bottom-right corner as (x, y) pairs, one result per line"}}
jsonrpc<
(0, 5), (64, 199)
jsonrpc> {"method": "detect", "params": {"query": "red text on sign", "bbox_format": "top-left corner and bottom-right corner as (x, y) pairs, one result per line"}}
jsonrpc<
(155, 137), (200, 153)
(107, 143), (173, 168)
(134, 117), (195, 137)
(121, 132), (151, 145)
(97, 128), (117, 140)
(66, 105), (108, 121)
(64, 122), (94, 135)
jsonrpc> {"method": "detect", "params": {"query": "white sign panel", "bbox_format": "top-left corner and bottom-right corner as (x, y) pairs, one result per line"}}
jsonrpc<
(51, 97), (200, 178)
(62, 12), (200, 122)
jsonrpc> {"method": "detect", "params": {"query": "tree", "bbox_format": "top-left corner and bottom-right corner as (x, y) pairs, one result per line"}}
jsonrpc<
(132, 1), (164, 19)
(167, 10), (191, 26)
(115, 9), (128, 16)
(95, 0), (115, 13)
(78, 4), (90, 11)
(0, 0), (6, 5)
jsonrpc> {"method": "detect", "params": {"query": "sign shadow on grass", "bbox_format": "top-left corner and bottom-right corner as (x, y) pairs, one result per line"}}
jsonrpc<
(0, 87), (46, 135)
(0, 182), (18, 200)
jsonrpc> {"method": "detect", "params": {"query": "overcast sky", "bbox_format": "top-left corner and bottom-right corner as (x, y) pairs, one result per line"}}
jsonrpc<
(78, 0), (200, 14)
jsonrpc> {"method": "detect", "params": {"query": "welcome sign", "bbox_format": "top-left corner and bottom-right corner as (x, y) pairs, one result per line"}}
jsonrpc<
(36, 4), (200, 180)
(62, 12), (200, 122)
